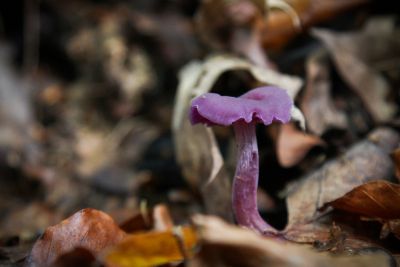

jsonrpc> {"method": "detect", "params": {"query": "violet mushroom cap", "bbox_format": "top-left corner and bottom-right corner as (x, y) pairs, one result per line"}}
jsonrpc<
(190, 86), (292, 126)
(189, 86), (293, 234)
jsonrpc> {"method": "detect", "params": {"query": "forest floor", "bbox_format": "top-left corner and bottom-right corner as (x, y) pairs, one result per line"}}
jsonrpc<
(0, 0), (399, 266)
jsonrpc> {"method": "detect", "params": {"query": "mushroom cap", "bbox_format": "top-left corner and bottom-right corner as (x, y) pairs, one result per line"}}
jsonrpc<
(190, 86), (292, 126)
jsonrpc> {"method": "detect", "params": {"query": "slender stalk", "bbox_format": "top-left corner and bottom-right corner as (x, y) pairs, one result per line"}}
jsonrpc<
(232, 120), (276, 234)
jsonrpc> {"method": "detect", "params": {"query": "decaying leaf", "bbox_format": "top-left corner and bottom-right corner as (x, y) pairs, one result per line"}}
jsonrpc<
(326, 180), (400, 220)
(104, 226), (198, 267)
(301, 50), (347, 135)
(284, 128), (400, 242)
(172, 54), (303, 220)
(277, 123), (324, 167)
(188, 215), (394, 267)
(26, 209), (126, 267)
(313, 18), (399, 122)
(325, 180), (400, 239)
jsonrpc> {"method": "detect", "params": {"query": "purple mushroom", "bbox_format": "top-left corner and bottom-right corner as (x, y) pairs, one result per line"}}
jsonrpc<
(189, 86), (293, 234)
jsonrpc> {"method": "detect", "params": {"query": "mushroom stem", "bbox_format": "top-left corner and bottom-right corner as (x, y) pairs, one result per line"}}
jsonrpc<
(232, 120), (276, 234)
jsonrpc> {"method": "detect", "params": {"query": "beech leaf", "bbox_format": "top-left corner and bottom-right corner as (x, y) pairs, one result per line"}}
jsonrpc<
(325, 180), (400, 220)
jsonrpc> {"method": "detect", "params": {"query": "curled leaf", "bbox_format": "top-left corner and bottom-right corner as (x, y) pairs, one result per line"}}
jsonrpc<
(301, 49), (347, 135)
(189, 215), (394, 267)
(26, 209), (126, 267)
(313, 19), (399, 122)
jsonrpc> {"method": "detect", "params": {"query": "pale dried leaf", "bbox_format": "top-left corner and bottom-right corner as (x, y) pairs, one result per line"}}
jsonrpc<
(301, 50), (347, 135)
(284, 128), (400, 241)
(312, 19), (399, 122)
(189, 215), (393, 267)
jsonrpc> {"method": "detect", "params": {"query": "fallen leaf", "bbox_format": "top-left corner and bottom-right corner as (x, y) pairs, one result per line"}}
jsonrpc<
(104, 226), (198, 267)
(324, 180), (400, 240)
(26, 209), (126, 267)
(301, 49), (347, 135)
(326, 180), (400, 220)
(313, 18), (399, 122)
(284, 128), (400, 242)
(277, 123), (324, 167)
(188, 215), (394, 267)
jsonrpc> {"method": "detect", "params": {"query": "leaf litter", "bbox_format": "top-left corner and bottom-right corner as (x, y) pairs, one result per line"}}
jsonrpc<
(0, 1), (400, 267)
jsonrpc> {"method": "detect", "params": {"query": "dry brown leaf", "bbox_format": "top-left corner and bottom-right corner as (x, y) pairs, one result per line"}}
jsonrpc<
(277, 123), (324, 167)
(283, 128), (399, 242)
(313, 18), (399, 122)
(301, 50), (347, 135)
(26, 209), (126, 267)
(325, 180), (400, 239)
(104, 226), (198, 267)
(189, 215), (394, 267)
(172, 55), (304, 220)
(326, 180), (400, 220)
